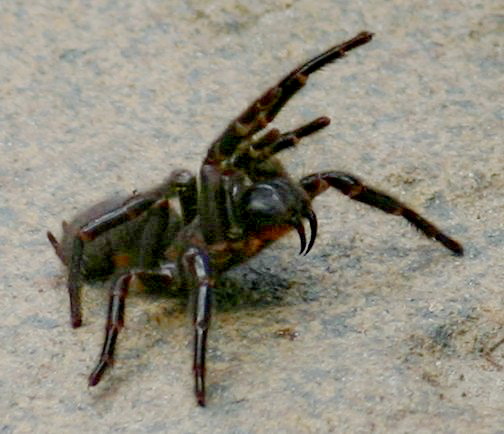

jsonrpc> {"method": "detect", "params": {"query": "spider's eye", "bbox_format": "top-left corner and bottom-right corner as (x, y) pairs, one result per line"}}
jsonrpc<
(238, 178), (317, 255)
(238, 179), (307, 230)
(241, 183), (287, 223)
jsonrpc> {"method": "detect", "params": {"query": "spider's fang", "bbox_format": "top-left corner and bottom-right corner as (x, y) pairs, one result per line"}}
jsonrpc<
(295, 221), (307, 255)
(304, 209), (318, 256)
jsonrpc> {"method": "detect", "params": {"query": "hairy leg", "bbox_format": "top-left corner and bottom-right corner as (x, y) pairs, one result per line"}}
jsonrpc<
(206, 32), (373, 162)
(232, 116), (330, 176)
(300, 171), (463, 255)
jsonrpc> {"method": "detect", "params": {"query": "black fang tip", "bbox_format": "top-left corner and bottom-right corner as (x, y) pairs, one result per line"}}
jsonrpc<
(304, 209), (318, 256)
(295, 221), (307, 255)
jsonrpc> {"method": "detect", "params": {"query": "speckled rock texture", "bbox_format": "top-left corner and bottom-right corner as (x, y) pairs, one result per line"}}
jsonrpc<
(1, 1), (502, 432)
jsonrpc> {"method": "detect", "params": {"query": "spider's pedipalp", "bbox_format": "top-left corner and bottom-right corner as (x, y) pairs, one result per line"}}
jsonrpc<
(251, 128), (281, 151)
(232, 116), (330, 174)
(266, 116), (331, 157)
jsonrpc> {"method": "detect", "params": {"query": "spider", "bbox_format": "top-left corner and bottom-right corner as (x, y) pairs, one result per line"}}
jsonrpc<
(47, 31), (463, 407)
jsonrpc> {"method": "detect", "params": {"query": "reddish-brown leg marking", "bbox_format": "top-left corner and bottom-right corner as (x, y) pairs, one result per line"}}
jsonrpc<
(233, 116), (331, 172)
(206, 32), (374, 162)
(300, 171), (463, 255)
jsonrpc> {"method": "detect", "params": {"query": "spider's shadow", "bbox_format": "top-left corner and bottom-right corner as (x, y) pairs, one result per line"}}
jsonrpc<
(213, 263), (293, 311)
(86, 259), (294, 404)
(137, 259), (294, 313)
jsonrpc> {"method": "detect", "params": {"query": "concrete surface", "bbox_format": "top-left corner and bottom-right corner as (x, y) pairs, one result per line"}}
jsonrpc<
(1, 0), (502, 432)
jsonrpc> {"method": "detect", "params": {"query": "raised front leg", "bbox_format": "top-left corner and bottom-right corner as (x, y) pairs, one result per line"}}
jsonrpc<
(300, 171), (463, 255)
(232, 116), (331, 177)
(206, 31), (373, 162)
(181, 247), (213, 407)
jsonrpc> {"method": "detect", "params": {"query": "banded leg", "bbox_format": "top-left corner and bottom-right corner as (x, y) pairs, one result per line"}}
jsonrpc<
(48, 169), (197, 328)
(181, 247), (213, 407)
(300, 171), (463, 255)
(206, 31), (373, 162)
(233, 116), (331, 174)
(88, 266), (177, 386)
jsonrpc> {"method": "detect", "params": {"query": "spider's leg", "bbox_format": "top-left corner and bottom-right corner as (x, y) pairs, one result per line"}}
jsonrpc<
(181, 247), (213, 407)
(199, 164), (228, 244)
(88, 273), (131, 387)
(88, 266), (177, 386)
(300, 171), (463, 255)
(134, 171), (197, 269)
(47, 231), (67, 265)
(129, 198), (184, 271)
(206, 31), (373, 162)
(165, 169), (198, 224)
(66, 195), (161, 328)
(233, 116), (331, 173)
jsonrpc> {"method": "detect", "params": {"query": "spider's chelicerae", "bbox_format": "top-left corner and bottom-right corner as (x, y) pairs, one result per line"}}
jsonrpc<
(47, 31), (463, 406)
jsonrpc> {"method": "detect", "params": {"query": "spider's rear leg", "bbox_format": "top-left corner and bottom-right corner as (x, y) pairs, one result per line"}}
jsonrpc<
(88, 266), (177, 387)
(47, 229), (67, 265)
(206, 31), (373, 162)
(300, 171), (463, 255)
(64, 195), (161, 328)
(49, 170), (197, 328)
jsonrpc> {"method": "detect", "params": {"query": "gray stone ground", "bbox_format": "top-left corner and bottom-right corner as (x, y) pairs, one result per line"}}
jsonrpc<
(1, 1), (502, 432)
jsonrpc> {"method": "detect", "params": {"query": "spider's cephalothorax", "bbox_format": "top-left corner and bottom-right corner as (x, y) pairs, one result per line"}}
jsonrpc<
(47, 32), (463, 407)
